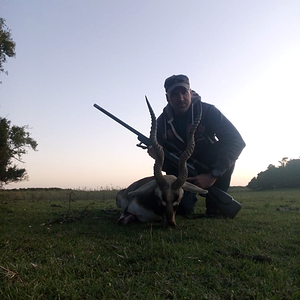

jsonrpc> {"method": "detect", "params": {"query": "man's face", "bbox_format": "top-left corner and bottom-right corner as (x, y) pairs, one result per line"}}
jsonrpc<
(166, 86), (192, 115)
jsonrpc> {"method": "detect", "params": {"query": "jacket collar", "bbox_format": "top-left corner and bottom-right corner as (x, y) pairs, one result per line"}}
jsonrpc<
(162, 91), (202, 143)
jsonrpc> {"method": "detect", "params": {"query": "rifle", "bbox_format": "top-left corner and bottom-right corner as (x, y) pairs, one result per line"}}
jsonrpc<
(93, 99), (241, 219)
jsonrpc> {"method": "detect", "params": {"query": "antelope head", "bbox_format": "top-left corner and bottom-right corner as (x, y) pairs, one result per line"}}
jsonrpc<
(128, 98), (207, 227)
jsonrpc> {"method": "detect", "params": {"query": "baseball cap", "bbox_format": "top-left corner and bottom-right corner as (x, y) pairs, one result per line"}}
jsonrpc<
(164, 74), (190, 94)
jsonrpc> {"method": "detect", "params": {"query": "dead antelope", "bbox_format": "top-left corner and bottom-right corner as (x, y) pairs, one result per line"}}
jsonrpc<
(116, 99), (207, 227)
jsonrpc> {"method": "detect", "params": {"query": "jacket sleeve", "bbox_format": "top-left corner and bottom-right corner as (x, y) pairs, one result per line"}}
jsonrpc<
(205, 105), (246, 176)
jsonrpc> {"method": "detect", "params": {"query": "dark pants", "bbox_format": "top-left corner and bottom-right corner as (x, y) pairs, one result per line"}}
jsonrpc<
(177, 164), (235, 216)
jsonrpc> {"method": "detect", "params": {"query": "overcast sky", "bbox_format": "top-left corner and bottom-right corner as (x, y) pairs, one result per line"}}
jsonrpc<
(1, 0), (299, 190)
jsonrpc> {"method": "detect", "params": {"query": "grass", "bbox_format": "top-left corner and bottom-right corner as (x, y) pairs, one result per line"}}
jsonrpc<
(0, 187), (300, 299)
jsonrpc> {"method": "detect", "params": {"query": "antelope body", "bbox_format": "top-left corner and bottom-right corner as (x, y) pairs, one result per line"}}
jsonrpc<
(116, 98), (207, 227)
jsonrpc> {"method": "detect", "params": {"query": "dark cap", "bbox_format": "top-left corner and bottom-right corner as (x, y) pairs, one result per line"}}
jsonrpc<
(164, 74), (190, 94)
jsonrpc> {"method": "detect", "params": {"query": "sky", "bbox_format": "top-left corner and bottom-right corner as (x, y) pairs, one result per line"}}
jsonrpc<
(1, 0), (299, 190)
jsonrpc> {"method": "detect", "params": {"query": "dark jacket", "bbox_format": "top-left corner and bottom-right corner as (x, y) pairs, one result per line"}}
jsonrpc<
(157, 91), (246, 177)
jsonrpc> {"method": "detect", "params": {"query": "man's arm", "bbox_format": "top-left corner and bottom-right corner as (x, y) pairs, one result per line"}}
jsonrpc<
(187, 173), (217, 189)
(202, 104), (246, 177)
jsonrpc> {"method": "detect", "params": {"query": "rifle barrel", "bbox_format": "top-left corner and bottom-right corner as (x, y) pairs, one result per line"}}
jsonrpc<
(93, 103), (145, 138)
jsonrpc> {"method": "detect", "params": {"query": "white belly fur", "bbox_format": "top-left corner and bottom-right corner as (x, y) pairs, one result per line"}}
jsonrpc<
(127, 200), (161, 223)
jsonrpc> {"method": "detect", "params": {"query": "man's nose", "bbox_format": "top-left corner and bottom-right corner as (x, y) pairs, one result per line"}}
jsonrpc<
(178, 92), (185, 100)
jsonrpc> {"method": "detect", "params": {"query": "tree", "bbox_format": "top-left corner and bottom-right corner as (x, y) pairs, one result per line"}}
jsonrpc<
(0, 18), (16, 79)
(285, 159), (300, 187)
(247, 176), (258, 190)
(0, 118), (38, 188)
(278, 157), (288, 167)
(247, 157), (300, 190)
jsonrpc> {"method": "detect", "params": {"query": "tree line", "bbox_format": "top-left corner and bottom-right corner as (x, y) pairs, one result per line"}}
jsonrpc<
(247, 157), (300, 190)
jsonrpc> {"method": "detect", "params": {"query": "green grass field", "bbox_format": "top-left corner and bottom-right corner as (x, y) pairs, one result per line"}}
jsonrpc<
(0, 188), (299, 299)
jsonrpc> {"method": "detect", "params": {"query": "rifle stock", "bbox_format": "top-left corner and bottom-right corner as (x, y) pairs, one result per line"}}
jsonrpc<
(93, 101), (241, 218)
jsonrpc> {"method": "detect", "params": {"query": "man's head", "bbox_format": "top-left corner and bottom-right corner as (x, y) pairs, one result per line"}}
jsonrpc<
(164, 74), (192, 115)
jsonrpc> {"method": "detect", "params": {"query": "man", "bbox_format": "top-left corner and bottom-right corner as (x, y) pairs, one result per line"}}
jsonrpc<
(150, 74), (245, 216)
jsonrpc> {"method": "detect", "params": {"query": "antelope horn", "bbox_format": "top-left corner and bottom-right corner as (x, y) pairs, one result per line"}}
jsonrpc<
(171, 114), (201, 190)
(145, 96), (167, 189)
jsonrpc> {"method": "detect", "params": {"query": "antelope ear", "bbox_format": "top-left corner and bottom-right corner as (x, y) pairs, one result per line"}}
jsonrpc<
(182, 182), (208, 195)
(128, 180), (158, 197)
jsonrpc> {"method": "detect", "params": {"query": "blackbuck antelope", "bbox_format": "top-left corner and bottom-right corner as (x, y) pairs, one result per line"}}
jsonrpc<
(116, 99), (208, 227)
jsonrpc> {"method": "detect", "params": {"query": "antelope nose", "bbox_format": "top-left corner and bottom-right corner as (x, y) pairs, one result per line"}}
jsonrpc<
(168, 216), (177, 227)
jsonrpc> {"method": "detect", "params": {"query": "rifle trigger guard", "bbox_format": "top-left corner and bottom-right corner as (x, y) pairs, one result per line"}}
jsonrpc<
(136, 142), (148, 150)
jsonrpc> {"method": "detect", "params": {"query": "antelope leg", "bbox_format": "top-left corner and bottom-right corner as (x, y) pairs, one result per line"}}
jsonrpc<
(118, 213), (137, 226)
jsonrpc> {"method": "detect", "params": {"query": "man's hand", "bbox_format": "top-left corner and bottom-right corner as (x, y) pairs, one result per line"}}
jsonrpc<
(187, 173), (217, 189)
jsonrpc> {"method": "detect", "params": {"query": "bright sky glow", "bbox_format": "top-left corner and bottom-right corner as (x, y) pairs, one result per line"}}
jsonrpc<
(1, 0), (300, 189)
